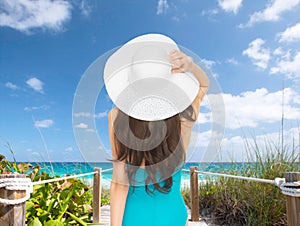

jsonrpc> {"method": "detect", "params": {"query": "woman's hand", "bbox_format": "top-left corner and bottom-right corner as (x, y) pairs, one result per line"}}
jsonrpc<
(168, 49), (194, 73)
(169, 48), (210, 105)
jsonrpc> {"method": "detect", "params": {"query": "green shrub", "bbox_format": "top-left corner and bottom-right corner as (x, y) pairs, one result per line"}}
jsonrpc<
(1, 146), (110, 226)
(198, 137), (299, 226)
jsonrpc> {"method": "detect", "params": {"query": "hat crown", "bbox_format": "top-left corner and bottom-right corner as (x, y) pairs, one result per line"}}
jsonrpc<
(129, 45), (171, 84)
(126, 33), (177, 46)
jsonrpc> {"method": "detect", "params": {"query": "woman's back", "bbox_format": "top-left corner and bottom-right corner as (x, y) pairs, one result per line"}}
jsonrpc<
(109, 93), (201, 226)
(122, 161), (187, 226)
(111, 110), (196, 226)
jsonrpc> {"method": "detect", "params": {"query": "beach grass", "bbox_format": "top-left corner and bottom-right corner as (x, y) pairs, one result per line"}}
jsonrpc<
(181, 136), (299, 226)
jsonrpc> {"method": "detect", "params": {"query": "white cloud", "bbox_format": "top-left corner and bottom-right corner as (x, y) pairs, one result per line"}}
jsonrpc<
(201, 9), (219, 17)
(95, 111), (108, 119)
(196, 112), (212, 124)
(26, 77), (44, 93)
(191, 127), (300, 162)
(220, 127), (299, 161)
(243, 38), (270, 69)
(218, 0), (242, 14)
(201, 88), (300, 130)
(64, 147), (73, 152)
(157, 0), (169, 15)
(0, 0), (72, 33)
(172, 16), (180, 22)
(223, 88), (300, 129)
(270, 52), (300, 79)
(241, 0), (300, 27)
(199, 58), (219, 77)
(273, 47), (284, 56)
(73, 112), (93, 117)
(5, 82), (18, 90)
(31, 151), (40, 156)
(278, 23), (300, 43)
(226, 57), (239, 65)
(24, 105), (49, 111)
(191, 130), (212, 148)
(73, 111), (108, 119)
(75, 123), (88, 129)
(34, 119), (53, 128)
(78, 0), (91, 17)
(201, 59), (216, 69)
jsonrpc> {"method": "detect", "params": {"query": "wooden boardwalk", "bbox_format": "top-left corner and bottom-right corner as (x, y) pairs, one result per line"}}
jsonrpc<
(98, 205), (209, 226)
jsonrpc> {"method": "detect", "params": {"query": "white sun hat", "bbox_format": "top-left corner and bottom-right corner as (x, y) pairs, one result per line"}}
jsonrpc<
(104, 33), (200, 121)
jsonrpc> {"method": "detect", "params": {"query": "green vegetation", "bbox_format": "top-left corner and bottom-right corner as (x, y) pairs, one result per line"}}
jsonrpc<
(2, 137), (299, 225)
(0, 144), (34, 174)
(0, 148), (109, 226)
(181, 137), (299, 226)
(26, 175), (93, 225)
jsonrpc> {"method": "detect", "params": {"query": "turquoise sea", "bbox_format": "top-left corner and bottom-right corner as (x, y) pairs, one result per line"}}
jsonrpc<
(26, 162), (249, 189)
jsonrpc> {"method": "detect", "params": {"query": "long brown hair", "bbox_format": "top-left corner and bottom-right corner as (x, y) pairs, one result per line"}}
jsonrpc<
(110, 105), (196, 195)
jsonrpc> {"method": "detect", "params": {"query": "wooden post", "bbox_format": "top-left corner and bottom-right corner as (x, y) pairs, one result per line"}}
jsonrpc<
(190, 166), (199, 222)
(93, 168), (102, 223)
(284, 172), (300, 226)
(0, 174), (26, 226)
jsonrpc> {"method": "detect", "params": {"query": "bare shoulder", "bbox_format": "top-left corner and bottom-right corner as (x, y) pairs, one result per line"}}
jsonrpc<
(108, 107), (118, 123)
(180, 115), (194, 129)
(108, 108), (119, 139)
(180, 105), (199, 129)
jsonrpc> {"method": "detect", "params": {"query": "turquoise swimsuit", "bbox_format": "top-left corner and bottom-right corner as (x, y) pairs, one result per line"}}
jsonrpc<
(122, 163), (188, 226)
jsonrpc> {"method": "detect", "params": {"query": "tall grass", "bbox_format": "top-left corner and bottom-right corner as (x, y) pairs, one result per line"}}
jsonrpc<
(182, 136), (299, 225)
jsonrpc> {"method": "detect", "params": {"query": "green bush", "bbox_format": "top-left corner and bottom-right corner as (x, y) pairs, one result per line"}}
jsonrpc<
(101, 188), (110, 206)
(26, 176), (93, 226)
(1, 146), (110, 226)
(197, 137), (299, 226)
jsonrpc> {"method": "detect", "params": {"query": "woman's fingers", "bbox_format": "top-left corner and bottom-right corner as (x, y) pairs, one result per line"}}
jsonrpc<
(169, 50), (183, 68)
(170, 58), (182, 67)
(171, 67), (184, 73)
(169, 49), (192, 73)
(169, 49), (183, 58)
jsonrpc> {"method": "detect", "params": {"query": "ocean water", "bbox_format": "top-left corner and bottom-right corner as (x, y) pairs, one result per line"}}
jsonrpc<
(27, 162), (248, 189)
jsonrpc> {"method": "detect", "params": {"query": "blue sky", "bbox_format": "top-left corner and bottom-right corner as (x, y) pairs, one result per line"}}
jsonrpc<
(1, 0), (300, 162)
